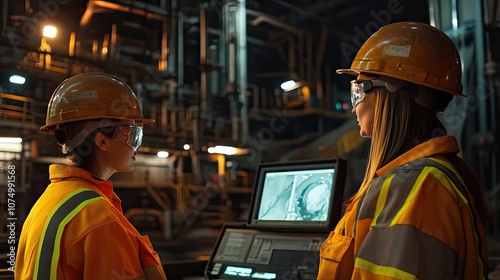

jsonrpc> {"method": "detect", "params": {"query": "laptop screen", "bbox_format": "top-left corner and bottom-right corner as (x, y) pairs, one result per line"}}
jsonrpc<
(248, 158), (346, 231)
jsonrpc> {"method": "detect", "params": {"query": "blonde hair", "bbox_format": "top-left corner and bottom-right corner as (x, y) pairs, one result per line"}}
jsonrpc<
(355, 86), (491, 224)
(358, 87), (438, 191)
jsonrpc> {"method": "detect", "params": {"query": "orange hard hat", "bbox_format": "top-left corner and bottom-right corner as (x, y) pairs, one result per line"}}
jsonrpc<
(337, 22), (464, 96)
(40, 72), (153, 133)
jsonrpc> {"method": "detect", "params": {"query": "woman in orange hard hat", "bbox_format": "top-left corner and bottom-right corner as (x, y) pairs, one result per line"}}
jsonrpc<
(15, 73), (167, 279)
(317, 22), (490, 279)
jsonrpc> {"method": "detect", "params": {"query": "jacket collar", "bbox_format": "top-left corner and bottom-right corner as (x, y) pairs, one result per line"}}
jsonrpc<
(49, 164), (120, 204)
(375, 136), (460, 177)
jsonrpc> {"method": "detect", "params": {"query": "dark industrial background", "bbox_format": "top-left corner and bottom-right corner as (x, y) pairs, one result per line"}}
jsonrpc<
(0, 0), (499, 278)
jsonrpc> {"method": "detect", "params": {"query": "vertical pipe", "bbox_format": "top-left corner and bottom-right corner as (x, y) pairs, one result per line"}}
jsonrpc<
(92, 39), (98, 60)
(288, 36), (295, 78)
(189, 127), (201, 185)
(228, 43), (235, 84)
(161, 99), (168, 134)
(200, 4), (207, 116)
(169, 0), (177, 74)
(220, 2), (228, 93)
(474, 0), (487, 133)
(177, 9), (184, 108)
(1, 0), (8, 37)
(69, 32), (76, 57)
(450, 0), (459, 37)
(159, 20), (168, 71)
(218, 154), (226, 188)
(298, 31), (304, 81)
(198, 3), (207, 179)
(101, 34), (109, 61)
(25, 0), (30, 14)
(110, 23), (117, 60)
(306, 30), (313, 87)
(428, 0), (437, 27)
(236, 0), (248, 142)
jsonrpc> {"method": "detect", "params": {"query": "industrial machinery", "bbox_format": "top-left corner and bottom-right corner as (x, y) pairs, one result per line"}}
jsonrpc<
(205, 158), (346, 279)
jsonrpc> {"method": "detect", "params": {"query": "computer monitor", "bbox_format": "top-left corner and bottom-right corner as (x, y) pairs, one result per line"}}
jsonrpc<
(247, 158), (346, 231)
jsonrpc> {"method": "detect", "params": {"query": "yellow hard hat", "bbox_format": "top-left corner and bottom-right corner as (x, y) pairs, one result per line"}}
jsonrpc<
(337, 22), (464, 96)
(40, 72), (154, 133)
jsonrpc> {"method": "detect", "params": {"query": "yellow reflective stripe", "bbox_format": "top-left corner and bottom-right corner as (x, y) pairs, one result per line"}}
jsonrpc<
(33, 188), (101, 280)
(428, 158), (485, 279)
(428, 157), (466, 186)
(427, 167), (461, 201)
(34, 188), (90, 279)
(355, 258), (417, 279)
(370, 173), (395, 228)
(390, 166), (465, 227)
(389, 169), (428, 227)
(391, 160), (484, 279)
(50, 196), (101, 278)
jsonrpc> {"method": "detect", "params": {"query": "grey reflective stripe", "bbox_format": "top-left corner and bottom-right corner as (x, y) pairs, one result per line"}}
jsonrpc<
(424, 157), (488, 278)
(35, 190), (100, 279)
(359, 224), (464, 279)
(423, 158), (467, 200)
(357, 170), (420, 223)
(356, 157), (485, 279)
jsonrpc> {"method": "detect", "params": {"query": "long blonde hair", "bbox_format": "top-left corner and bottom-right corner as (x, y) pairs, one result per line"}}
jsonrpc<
(356, 86), (491, 224)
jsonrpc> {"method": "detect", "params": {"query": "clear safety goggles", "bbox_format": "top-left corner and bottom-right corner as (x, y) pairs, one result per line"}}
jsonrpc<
(350, 79), (386, 108)
(112, 125), (143, 151)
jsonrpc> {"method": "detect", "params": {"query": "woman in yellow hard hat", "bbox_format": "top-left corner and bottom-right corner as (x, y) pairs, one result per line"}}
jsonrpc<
(15, 73), (167, 279)
(317, 22), (490, 279)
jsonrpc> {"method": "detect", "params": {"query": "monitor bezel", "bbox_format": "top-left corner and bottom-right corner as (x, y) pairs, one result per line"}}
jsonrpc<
(247, 158), (346, 232)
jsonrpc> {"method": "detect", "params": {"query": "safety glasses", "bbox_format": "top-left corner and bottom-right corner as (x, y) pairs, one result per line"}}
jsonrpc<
(350, 79), (386, 108)
(112, 125), (143, 151)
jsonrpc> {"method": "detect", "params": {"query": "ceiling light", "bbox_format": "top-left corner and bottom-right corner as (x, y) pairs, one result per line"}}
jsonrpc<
(207, 145), (237, 156)
(9, 75), (25, 85)
(0, 137), (22, 143)
(157, 151), (169, 158)
(280, 80), (296, 91)
(280, 80), (303, 92)
(43, 25), (57, 38)
(0, 138), (22, 153)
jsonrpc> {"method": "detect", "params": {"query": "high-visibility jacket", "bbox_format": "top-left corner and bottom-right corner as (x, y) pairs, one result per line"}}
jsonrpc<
(15, 164), (167, 280)
(317, 136), (488, 279)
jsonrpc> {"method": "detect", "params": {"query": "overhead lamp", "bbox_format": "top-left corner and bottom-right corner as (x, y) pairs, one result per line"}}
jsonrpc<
(207, 145), (250, 156)
(0, 137), (22, 153)
(157, 151), (169, 158)
(9, 75), (26, 85)
(207, 145), (237, 156)
(280, 80), (303, 92)
(0, 137), (22, 144)
(43, 25), (57, 38)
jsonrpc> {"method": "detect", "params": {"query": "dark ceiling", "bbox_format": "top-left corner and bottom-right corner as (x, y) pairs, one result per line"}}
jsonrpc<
(1, 0), (429, 95)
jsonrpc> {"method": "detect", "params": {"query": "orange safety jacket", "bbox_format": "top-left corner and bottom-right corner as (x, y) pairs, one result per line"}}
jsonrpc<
(15, 164), (167, 280)
(317, 136), (488, 279)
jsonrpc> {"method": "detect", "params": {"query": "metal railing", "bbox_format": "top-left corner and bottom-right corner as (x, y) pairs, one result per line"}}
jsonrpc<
(0, 93), (46, 126)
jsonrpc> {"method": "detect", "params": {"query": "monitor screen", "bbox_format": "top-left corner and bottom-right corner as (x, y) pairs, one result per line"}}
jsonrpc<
(248, 158), (346, 231)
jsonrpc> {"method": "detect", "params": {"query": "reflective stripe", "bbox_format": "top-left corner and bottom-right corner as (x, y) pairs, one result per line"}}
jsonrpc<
(355, 257), (416, 279)
(426, 157), (486, 279)
(370, 173), (395, 228)
(34, 189), (101, 280)
(428, 157), (466, 186)
(389, 168), (428, 227)
(357, 224), (464, 278)
(356, 157), (485, 278)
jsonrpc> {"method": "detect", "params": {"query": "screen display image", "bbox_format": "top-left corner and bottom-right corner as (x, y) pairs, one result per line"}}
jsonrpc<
(247, 159), (346, 231)
(257, 169), (334, 222)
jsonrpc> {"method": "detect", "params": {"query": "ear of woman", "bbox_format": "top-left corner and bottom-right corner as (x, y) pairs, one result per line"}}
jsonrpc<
(93, 132), (108, 152)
